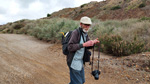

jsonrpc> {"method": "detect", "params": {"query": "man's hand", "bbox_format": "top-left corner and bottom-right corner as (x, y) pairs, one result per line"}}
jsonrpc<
(83, 38), (100, 47)
(83, 40), (94, 47)
(92, 38), (100, 44)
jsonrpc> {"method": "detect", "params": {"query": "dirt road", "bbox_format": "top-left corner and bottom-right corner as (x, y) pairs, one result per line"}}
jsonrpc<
(0, 34), (149, 84)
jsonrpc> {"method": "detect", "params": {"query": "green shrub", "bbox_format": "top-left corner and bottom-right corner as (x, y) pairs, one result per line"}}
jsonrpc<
(26, 18), (78, 43)
(139, 17), (150, 21)
(80, 4), (87, 8)
(111, 5), (121, 10)
(0, 26), (5, 31)
(79, 10), (84, 14)
(139, 3), (146, 8)
(99, 34), (146, 56)
(103, 8), (106, 10)
(13, 23), (24, 30)
(17, 27), (28, 34)
(99, 34), (123, 55)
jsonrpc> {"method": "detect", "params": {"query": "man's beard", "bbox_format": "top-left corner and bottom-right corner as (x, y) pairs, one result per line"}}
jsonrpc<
(83, 29), (88, 32)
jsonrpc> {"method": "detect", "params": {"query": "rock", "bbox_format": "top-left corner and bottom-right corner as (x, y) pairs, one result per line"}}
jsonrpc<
(142, 54), (146, 56)
(145, 66), (150, 72)
(127, 63), (132, 67)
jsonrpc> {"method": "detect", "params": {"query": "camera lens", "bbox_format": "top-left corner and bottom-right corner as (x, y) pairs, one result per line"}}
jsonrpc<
(92, 70), (101, 80)
(95, 73), (99, 80)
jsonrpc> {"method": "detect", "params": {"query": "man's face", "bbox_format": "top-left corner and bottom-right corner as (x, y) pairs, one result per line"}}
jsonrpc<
(80, 23), (91, 32)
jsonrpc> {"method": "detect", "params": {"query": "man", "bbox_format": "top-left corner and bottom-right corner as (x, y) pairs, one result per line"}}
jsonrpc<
(67, 16), (99, 84)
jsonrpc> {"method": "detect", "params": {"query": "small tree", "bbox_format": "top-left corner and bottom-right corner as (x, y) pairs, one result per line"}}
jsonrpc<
(47, 13), (51, 17)
(111, 5), (121, 10)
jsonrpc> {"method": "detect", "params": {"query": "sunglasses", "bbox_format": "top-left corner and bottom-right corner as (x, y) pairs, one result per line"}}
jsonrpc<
(83, 24), (91, 26)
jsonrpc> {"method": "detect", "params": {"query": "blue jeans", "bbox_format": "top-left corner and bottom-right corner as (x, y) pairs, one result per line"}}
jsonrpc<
(69, 67), (85, 84)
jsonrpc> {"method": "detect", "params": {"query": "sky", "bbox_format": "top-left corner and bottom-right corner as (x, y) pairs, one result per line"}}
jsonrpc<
(0, 0), (103, 25)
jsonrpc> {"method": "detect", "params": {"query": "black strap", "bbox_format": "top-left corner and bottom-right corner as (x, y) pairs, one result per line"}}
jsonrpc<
(91, 43), (100, 72)
(91, 44), (94, 72)
(77, 28), (86, 43)
(98, 43), (100, 70)
(80, 31), (86, 42)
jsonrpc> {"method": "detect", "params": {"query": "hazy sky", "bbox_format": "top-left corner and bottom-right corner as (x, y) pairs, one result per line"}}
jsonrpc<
(0, 0), (103, 25)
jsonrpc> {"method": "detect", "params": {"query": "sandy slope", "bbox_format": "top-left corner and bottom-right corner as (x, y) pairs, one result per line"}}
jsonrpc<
(0, 34), (149, 84)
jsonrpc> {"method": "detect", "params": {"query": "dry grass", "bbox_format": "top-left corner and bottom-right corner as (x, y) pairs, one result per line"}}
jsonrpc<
(0, 18), (150, 56)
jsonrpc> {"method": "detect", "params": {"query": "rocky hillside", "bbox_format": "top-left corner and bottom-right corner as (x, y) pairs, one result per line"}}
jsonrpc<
(44, 0), (150, 20)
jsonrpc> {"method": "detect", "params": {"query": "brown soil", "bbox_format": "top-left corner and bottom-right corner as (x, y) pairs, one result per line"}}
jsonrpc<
(0, 34), (149, 84)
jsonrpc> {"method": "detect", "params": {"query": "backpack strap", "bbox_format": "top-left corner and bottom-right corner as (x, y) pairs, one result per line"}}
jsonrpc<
(78, 28), (86, 42)
(76, 28), (82, 43)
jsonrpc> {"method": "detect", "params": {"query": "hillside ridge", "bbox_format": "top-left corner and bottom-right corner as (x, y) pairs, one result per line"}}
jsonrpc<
(43, 0), (150, 20)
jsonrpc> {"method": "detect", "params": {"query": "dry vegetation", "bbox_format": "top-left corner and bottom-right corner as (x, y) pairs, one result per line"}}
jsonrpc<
(0, 17), (150, 56)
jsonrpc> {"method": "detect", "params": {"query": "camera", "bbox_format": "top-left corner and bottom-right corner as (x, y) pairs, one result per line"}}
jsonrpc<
(92, 70), (101, 80)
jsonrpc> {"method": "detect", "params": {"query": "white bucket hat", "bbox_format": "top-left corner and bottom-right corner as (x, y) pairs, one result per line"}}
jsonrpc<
(80, 16), (92, 25)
